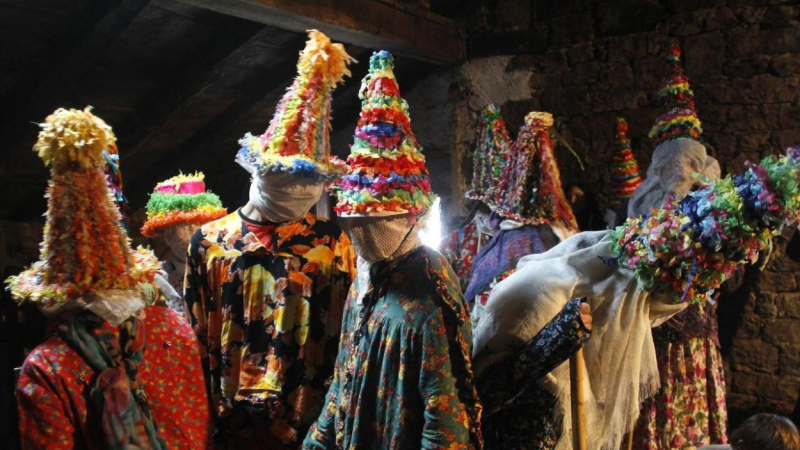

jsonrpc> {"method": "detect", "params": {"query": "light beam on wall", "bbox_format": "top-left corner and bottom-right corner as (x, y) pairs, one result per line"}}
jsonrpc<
(419, 197), (442, 250)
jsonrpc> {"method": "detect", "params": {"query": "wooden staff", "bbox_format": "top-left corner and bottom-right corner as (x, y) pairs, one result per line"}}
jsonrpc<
(570, 347), (587, 450)
(627, 427), (635, 450)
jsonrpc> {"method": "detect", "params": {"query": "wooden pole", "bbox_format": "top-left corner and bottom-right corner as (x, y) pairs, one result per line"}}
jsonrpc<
(570, 348), (587, 450)
(626, 426), (635, 450)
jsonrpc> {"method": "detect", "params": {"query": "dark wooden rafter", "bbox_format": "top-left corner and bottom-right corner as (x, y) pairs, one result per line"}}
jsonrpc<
(114, 15), (268, 162)
(0, 0), (152, 219)
(125, 33), (321, 205)
(172, 0), (465, 65)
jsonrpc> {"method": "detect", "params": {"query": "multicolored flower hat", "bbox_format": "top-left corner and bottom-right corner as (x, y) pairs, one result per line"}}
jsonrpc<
(236, 30), (354, 181)
(5, 107), (160, 310)
(611, 145), (800, 304)
(648, 46), (703, 146)
(606, 118), (643, 209)
(141, 172), (227, 238)
(495, 111), (578, 229)
(334, 51), (435, 217)
(466, 104), (514, 211)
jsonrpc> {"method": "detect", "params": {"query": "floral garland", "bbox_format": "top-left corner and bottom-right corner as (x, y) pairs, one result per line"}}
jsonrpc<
(611, 147), (800, 304)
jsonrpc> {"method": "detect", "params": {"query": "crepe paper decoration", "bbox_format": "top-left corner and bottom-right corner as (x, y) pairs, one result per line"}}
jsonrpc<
(141, 172), (227, 238)
(648, 46), (703, 146)
(611, 146), (800, 304)
(333, 50), (436, 217)
(494, 111), (578, 230)
(6, 107), (160, 309)
(606, 118), (643, 209)
(466, 104), (514, 212)
(236, 30), (354, 181)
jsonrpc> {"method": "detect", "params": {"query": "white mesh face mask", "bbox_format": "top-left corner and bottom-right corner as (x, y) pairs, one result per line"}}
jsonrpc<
(628, 138), (714, 218)
(248, 173), (323, 222)
(342, 213), (423, 264)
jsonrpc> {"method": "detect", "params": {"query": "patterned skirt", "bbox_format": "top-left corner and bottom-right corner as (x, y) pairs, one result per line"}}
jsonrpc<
(632, 337), (728, 449)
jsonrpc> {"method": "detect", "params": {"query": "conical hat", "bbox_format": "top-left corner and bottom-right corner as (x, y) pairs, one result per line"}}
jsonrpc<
(466, 104), (514, 211)
(607, 118), (643, 208)
(6, 107), (159, 310)
(236, 30), (354, 181)
(648, 46), (703, 146)
(334, 51), (435, 217)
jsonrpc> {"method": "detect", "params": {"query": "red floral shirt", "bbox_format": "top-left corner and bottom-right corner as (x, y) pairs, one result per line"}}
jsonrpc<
(17, 306), (210, 450)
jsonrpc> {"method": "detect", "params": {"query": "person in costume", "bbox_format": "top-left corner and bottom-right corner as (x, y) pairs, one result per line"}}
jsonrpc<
(141, 172), (227, 313)
(464, 111), (578, 327)
(604, 117), (643, 229)
(472, 144), (800, 450)
(8, 107), (209, 450)
(183, 31), (356, 449)
(304, 50), (483, 450)
(630, 46), (728, 450)
(440, 104), (511, 290)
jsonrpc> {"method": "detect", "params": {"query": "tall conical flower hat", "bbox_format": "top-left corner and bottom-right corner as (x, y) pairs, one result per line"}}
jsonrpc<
(334, 51), (435, 217)
(607, 118), (643, 208)
(466, 104), (514, 211)
(648, 46), (703, 146)
(236, 30), (354, 181)
(5, 107), (159, 310)
(496, 111), (578, 229)
(141, 172), (227, 237)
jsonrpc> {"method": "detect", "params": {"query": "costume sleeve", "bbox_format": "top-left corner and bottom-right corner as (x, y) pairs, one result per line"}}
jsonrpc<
(476, 298), (590, 412)
(183, 228), (213, 399)
(419, 311), (471, 449)
(17, 359), (75, 450)
(302, 362), (341, 449)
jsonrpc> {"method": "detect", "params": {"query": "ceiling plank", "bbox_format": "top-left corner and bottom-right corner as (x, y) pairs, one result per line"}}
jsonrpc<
(172, 0), (465, 64)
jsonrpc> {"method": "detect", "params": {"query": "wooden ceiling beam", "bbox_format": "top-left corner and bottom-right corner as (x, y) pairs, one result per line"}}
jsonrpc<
(172, 0), (465, 65)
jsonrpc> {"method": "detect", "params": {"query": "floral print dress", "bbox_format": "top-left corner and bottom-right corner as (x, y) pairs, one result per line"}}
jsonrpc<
(633, 302), (728, 449)
(16, 305), (209, 450)
(475, 298), (591, 450)
(184, 210), (355, 449)
(439, 216), (493, 290)
(304, 246), (483, 450)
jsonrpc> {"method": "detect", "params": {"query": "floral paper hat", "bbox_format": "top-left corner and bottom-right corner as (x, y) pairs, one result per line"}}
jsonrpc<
(236, 30), (354, 181)
(334, 51), (435, 217)
(466, 104), (514, 211)
(5, 107), (160, 310)
(612, 146), (800, 304)
(141, 172), (227, 238)
(648, 46), (703, 146)
(495, 111), (578, 229)
(607, 118), (643, 209)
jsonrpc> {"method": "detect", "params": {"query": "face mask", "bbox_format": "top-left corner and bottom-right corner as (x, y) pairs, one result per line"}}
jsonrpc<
(248, 173), (323, 222)
(343, 214), (421, 264)
(161, 223), (196, 263)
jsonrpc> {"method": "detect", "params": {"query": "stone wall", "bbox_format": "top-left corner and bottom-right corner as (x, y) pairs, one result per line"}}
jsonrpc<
(448, 0), (800, 428)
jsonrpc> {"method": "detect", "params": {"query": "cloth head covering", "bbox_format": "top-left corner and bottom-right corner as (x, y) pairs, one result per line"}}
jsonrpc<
(626, 138), (719, 218)
(472, 230), (686, 450)
(141, 172), (227, 237)
(345, 214), (421, 264)
(606, 118), (643, 209)
(614, 146), (800, 304)
(248, 172), (323, 223)
(236, 30), (354, 181)
(466, 104), (513, 211)
(5, 107), (160, 317)
(495, 111), (578, 229)
(648, 46), (703, 146)
(334, 50), (435, 217)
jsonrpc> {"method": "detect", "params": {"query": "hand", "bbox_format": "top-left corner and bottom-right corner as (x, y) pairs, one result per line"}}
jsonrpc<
(579, 302), (592, 331)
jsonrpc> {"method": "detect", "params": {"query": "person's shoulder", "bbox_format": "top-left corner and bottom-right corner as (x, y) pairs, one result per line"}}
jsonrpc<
(191, 211), (241, 250)
(19, 336), (73, 378)
(143, 305), (194, 341)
